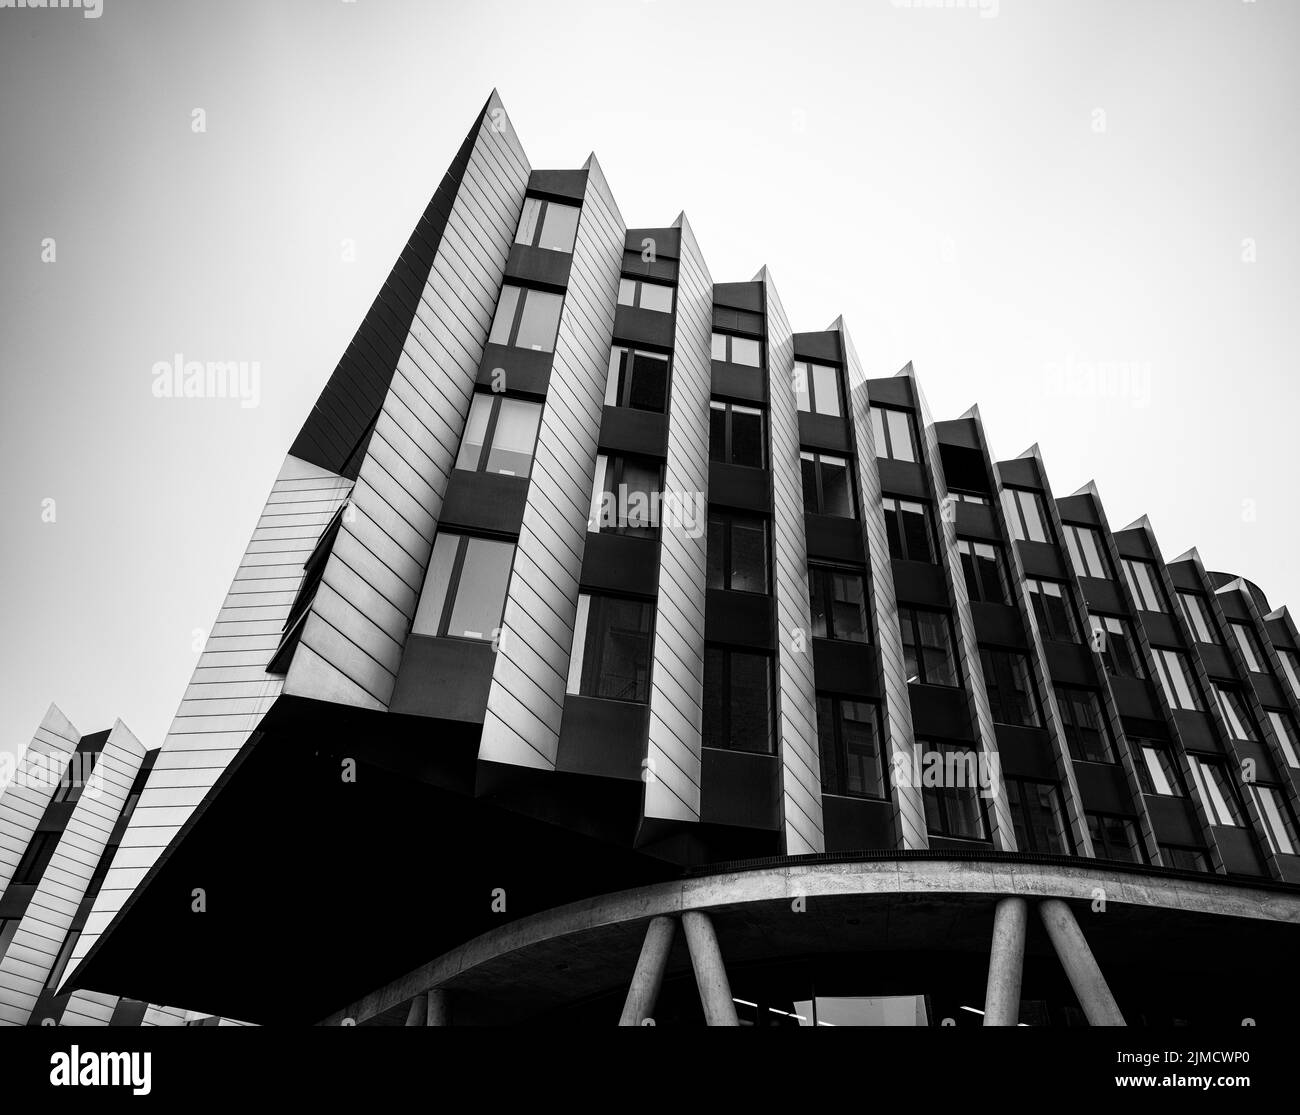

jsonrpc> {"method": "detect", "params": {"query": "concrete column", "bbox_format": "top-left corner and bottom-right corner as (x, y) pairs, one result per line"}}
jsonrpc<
(1038, 898), (1126, 1026)
(403, 992), (428, 1027)
(618, 916), (676, 1026)
(983, 896), (1027, 1026)
(681, 911), (739, 1027)
(426, 989), (451, 1027)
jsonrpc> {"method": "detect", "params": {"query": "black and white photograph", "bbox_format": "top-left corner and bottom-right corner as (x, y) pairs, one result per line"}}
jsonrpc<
(0, 0), (1294, 1096)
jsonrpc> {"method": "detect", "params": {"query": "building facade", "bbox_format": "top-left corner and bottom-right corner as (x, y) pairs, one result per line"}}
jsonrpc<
(61, 92), (1300, 1027)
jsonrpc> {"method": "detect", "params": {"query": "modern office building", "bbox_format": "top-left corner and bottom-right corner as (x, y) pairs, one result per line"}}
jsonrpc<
(60, 92), (1300, 1027)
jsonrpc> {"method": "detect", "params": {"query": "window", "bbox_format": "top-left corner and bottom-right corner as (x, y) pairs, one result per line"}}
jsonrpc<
(1027, 578), (1077, 642)
(566, 595), (653, 703)
(1087, 813), (1145, 863)
(711, 332), (762, 367)
(1187, 755), (1242, 826)
(1279, 648), (1300, 701)
(14, 831), (58, 885)
(958, 540), (1007, 604)
(1055, 687), (1113, 763)
(1089, 615), (1145, 680)
(1001, 487), (1050, 544)
(46, 930), (80, 990)
(605, 347), (669, 412)
(515, 197), (580, 253)
(800, 452), (857, 518)
(1229, 623), (1266, 673)
(1160, 844), (1210, 873)
(411, 533), (514, 640)
(1249, 785), (1299, 856)
(455, 393), (543, 478)
(921, 742), (988, 840)
(589, 455), (662, 537)
(1177, 591), (1219, 644)
(882, 498), (934, 563)
(707, 511), (769, 593)
(1133, 740), (1185, 797)
(899, 607), (958, 687)
(1213, 685), (1257, 742)
(0, 919), (18, 963)
(869, 406), (917, 462)
(488, 284), (564, 352)
(1150, 647), (1203, 710)
(817, 697), (886, 798)
(703, 647), (774, 753)
(1121, 558), (1167, 612)
(948, 489), (989, 506)
(980, 648), (1041, 727)
(1265, 710), (1300, 769)
(792, 362), (844, 417)
(1062, 524), (1111, 579)
(618, 278), (674, 313)
(1006, 777), (1073, 855)
(53, 751), (99, 804)
(709, 401), (765, 468)
(807, 565), (869, 642)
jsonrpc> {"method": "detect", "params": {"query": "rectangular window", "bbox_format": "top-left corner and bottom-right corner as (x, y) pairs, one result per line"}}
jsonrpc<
(703, 647), (775, 753)
(1063, 523), (1111, 579)
(1229, 622), (1266, 673)
(411, 532), (514, 640)
(1089, 614), (1146, 680)
(869, 406), (917, 462)
(589, 455), (662, 537)
(921, 742), (988, 840)
(709, 401), (766, 468)
(1133, 740), (1185, 797)
(1055, 686), (1113, 763)
(488, 284), (564, 352)
(949, 489), (990, 506)
(1249, 785), (1299, 856)
(455, 393), (543, 479)
(1265, 709), (1300, 769)
(1006, 777), (1073, 855)
(707, 511), (770, 594)
(15, 831), (59, 885)
(605, 347), (669, 412)
(817, 696), (886, 798)
(1150, 647), (1203, 710)
(981, 648), (1041, 727)
(515, 197), (581, 253)
(53, 751), (99, 805)
(1279, 648), (1300, 701)
(1001, 487), (1050, 544)
(1160, 844), (1210, 873)
(618, 278), (674, 313)
(807, 565), (869, 642)
(882, 498), (934, 563)
(566, 595), (654, 703)
(1087, 813), (1145, 863)
(800, 452), (858, 518)
(45, 929), (80, 990)
(899, 607), (958, 687)
(1122, 557), (1167, 612)
(711, 333), (762, 367)
(1187, 755), (1242, 826)
(1027, 578), (1077, 642)
(1213, 684), (1257, 742)
(958, 540), (1007, 604)
(0, 919), (18, 963)
(1177, 591), (1219, 644)
(792, 361), (844, 417)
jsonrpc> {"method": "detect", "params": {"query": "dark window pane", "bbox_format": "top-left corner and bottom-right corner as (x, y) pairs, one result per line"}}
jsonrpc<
(628, 353), (667, 411)
(800, 455), (818, 513)
(709, 405), (727, 462)
(729, 408), (764, 468)
(841, 702), (884, 797)
(706, 513), (725, 590)
(583, 597), (652, 702)
(830, 572), (868, 642)
(730, 519), (768, 593)
(702, 648), (725, 748)
(728, 652), (773, 753)
(820, 458), (853, 517)
(900, 503), (932, 562)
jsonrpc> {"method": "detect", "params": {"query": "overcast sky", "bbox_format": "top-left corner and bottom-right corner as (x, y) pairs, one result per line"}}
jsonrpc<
(2, 0), (1297, 776)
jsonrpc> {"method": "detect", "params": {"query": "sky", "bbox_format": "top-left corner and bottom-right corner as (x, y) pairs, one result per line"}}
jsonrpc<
(1, 0), (1298, 776)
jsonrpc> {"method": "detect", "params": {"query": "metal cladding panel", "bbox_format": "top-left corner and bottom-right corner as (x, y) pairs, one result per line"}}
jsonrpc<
(480, 159), (625, 770)
(141, 1003), (188, 1027)
(0, 705), (79, 898)
(66, 454), (350, 979)
(645, 216), (712, 822)
(841, 334), (927, 849)
(0, 721), (145, 1026)
(910, 375), (1017, 851)
(761, 272), (824, 854)
(59, 989), (119, 1026)
(291, 92), (530, 710)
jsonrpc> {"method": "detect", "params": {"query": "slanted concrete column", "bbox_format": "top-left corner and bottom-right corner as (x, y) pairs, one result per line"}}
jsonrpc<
(983, 896), (1028, 1026)
(1038, 898), (1126, 1026)
(618, 915), (676, 1026)
(404, 992), (428, 1027)
(681, 911), (739, 1027)
(426, 989), (451, 1026)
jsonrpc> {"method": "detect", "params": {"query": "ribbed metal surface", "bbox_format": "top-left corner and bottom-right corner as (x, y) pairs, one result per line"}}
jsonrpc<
(0, 704), (79, 897)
